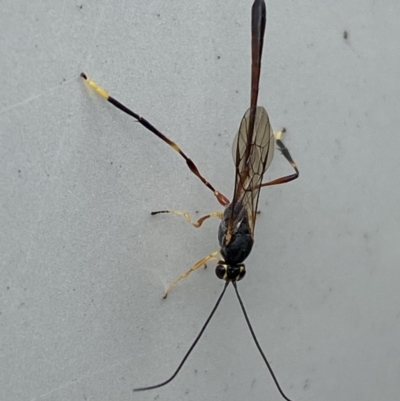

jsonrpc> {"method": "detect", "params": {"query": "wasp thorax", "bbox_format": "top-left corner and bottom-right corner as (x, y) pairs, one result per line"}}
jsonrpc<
(215, 262), (246, 281)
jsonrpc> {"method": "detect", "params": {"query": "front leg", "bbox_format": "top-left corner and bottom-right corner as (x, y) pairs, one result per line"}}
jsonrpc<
(163, 250), (220, 298)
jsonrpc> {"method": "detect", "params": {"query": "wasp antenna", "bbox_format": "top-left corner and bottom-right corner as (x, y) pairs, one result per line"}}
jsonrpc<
(134, 282), (230, 392)
(232, 282), (294, 401)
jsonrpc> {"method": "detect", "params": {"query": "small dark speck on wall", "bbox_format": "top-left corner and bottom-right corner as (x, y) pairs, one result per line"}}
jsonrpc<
(303, 378), (310, 390)
(343, 30), (348, 40)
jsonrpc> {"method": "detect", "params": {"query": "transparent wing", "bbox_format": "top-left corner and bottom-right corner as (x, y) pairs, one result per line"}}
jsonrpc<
(228, 106), (275, 236)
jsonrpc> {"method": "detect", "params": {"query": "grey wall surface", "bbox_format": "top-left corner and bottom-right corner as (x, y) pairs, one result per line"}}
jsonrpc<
(1, 1), (399, 400)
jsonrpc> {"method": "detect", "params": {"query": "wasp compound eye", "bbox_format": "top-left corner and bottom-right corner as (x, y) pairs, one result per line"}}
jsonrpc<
(215, 264), (228, 280)
(237, 264), (246, 281)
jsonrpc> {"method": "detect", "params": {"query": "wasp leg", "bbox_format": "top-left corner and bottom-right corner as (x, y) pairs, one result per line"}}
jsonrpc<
(81, 73), (229, 206)
(260, 129), (299, 187)
(163, 250), (220, 299)
(151, 210), (223, 228)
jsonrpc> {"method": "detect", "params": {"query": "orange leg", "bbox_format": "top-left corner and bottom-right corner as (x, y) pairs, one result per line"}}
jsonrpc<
(151, 210), (223, 228)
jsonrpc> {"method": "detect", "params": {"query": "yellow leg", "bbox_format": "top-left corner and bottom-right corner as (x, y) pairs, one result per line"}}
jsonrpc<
(163, 250), (220, 298)
(81, 73), (110, 99)
(152, 210), (223, 229)
(275, 128), (285, 141)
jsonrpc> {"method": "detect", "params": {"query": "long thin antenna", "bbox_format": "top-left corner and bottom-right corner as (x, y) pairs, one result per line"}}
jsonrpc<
(134, 282), (229, 392)
(232, 281), (294, 401)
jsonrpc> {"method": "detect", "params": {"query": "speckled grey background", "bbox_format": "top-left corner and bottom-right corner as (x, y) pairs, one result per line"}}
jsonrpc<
(1, 1), (400, 400)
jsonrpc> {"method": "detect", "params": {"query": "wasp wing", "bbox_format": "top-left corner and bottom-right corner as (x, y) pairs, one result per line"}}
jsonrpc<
(228, 106), (275, 237)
